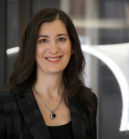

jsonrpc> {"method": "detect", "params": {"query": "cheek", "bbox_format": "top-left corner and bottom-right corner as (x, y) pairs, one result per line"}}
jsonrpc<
(61, 44), (72, 55)
(36, 46), (46, 58)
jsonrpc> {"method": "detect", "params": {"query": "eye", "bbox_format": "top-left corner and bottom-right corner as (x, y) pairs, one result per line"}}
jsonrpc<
(39, 38), (47, 44)
(58, 37), (66, 42)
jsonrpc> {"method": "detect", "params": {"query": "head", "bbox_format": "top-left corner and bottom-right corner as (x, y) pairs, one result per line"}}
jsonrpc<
(8, 8), (85, 92)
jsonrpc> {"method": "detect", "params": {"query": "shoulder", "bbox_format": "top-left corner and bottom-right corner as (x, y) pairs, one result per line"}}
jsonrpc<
(83, 91), (98, 111)
(0, 88), (15, 100)
(0, 88), (18, 110)
(84, 91), (98, 112)
(73, 87), (98, 114)
(88, 92), (98, 113)
(89, 92), (98, 107)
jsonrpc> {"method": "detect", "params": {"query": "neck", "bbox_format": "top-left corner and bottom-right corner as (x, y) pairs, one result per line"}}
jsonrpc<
(33, 72), (64, 97)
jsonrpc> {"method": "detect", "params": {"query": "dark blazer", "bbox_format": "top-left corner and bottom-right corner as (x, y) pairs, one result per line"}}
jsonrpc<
(0, 88), (97, 139)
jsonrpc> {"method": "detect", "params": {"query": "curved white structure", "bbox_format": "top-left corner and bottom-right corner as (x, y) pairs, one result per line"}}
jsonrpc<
(82, 43), (129, 132)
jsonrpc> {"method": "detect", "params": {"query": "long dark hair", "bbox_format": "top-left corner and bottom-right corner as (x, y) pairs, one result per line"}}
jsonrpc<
(8, 8), (93, 111)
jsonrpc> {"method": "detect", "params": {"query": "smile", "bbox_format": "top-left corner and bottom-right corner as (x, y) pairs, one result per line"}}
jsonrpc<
(45, 56), (62, 62)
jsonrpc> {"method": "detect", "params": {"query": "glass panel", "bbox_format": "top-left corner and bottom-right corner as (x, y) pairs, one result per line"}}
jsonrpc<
(6, 0), (19, 81)
(7, 0), (19, 49)
(32, 0), (60, 14)
(84, 53), (122, 139)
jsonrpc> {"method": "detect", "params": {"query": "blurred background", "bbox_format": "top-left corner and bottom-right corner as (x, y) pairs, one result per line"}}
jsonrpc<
(0, 0), (129, 139)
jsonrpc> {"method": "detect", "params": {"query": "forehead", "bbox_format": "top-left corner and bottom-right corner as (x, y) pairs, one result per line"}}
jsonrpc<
(38, 19), (68, 35)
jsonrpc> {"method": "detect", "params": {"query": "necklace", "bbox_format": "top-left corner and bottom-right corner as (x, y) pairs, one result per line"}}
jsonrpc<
(33, 87), (64, 119)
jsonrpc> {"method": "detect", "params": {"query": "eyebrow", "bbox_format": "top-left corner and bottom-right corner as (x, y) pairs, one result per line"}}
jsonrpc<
(38, 34), (68, 38)
(57, 34), (68, 37)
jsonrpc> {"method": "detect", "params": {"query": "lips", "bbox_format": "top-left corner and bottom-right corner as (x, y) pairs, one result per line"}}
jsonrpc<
(45, 56), (62, 62)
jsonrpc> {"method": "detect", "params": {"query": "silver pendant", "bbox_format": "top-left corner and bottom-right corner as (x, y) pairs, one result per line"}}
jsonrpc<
(50, 111), (56, 119)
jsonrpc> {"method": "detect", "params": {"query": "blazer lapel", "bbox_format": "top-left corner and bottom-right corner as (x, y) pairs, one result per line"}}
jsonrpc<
(15, 88), (51, 139)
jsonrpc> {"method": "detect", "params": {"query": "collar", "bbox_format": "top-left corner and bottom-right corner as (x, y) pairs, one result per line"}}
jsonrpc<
(15, 88), (51, 139)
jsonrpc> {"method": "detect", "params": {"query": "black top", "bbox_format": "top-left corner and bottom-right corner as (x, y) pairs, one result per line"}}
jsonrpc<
(0, 88), (97, 139)
(47, 121), (74, 139)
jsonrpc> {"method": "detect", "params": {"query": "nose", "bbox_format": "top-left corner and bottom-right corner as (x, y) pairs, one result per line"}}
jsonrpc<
(50, 41), (59, 54)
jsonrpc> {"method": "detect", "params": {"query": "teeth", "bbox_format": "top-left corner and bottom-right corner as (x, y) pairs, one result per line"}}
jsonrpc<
(47, 57), (60, 61)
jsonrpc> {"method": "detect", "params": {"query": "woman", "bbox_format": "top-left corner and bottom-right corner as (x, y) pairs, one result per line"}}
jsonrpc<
(0, 8), (97, 139)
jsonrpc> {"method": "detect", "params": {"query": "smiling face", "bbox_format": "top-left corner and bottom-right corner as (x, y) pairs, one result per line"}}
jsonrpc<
(36, 19), (72, 76)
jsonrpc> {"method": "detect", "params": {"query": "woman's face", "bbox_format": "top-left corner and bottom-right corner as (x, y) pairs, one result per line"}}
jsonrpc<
(36, 19), (72, 76)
